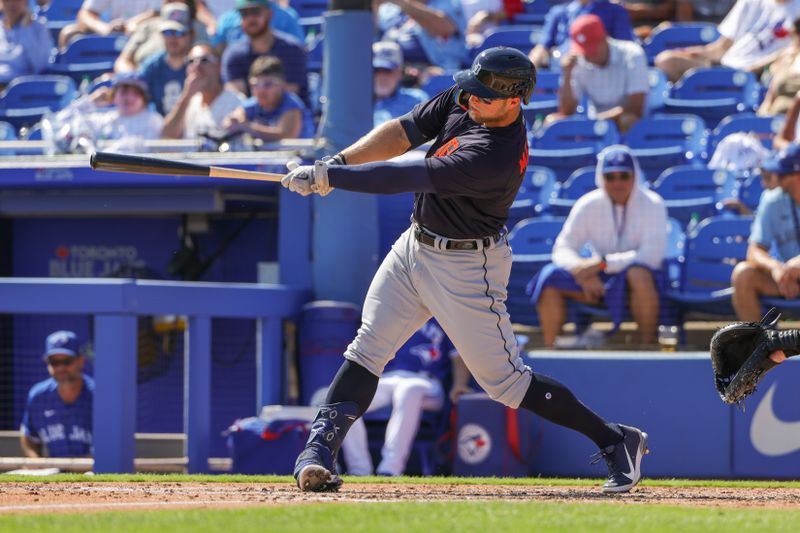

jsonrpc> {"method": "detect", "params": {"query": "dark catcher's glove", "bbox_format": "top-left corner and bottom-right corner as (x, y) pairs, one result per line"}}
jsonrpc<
(709, 308), (800, 405)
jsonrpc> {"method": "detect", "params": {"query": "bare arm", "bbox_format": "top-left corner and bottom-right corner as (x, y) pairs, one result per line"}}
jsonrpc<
(596, 92), (646, 121)
(161, 84), (199, 139)
(339, 118), (413, 165)
(195, 0), (218, 35)
(449, 356), (474, 404)
(558, 57), (579, 116)
(20, 434), (42, 458)
(113, 51), (137, 73)
(77, 8), (117, 35)
(227, 107), (303, 141)
(747, 242), (784, 276)
(774, 91), (800, 150)
(392, 0), (457, 38)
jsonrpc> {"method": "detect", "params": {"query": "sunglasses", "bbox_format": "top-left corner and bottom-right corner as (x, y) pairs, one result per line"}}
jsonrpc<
(47, 357), (75, 368)
(603, 172), (633, 182)
(249, 78), (279, 89)
(186, 55), (217, 66)
(162, 29), (188, 38)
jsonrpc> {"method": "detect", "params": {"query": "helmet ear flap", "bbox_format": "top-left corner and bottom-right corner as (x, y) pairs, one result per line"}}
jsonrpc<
(455, 89), (469, 110)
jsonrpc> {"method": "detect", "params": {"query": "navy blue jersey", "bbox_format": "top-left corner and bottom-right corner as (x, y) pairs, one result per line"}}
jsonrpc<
(383, 320), (455, 383)
(411, 86), (529, 239)
(20, 375), (94, 457)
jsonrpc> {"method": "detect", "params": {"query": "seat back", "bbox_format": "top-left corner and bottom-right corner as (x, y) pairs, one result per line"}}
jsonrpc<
(679, 216), (751, 293)
(625, 114), (706, 151)
(52, 35), (127, 65)
(0, 75), (76, 112)
(507, 217), (565, 256)
(530, 117), (619, 150)
(39, 0), (84, 22)
(671, 67), (759, 105)
(547, 166), (597, 215)
(471, 26), (539, 58)
(651, 166), (734, 201)
(421, 73), (455, 97)
(643, 23), (720, 64)
(291, 0), (328, 18)
(710, 113), (785, 152)
(521, 70), (560, 124)
(646, 67), (669, 113)
(735, 174), (766, 213)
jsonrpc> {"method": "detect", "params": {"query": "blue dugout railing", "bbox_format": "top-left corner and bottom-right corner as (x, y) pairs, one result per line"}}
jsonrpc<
(0, 278), (310, 474)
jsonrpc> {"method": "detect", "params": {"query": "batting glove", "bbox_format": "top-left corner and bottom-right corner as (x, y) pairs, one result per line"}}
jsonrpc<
(282, 161), (314, 196)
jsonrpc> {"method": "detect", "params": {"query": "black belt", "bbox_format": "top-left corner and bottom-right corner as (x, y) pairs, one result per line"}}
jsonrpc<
(413, 225), (503, 251)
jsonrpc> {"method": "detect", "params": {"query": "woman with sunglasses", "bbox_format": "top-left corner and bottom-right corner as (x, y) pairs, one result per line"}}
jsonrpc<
(530, 144), (667, 349)
(20, 331), (94, 459)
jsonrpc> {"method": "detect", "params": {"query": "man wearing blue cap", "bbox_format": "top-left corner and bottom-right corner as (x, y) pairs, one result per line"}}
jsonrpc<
(732, 143), (800, 322)
(372, 41), (429, 127)
(530, 145), (667, 348)
(20, 331), (94, 458)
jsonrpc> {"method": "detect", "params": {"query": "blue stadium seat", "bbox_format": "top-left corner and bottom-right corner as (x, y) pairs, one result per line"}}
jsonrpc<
(37, 0), (83, 43)
(650, 166), (735, 227)
(470, 26), (539, 60)
(548, 166), (597, 216)
(623, 114), (707, 181)
(507, 216), (566, 325)
(421, 73), (456, 97)
(642, 23), (720, 65)
(529, 117), (620, 181)
(665, 215), (751, 320)
(507, 165), (558, 228)
(291, 0), (328, 18)
(521, 70), (560, 128)
(47, 35), (127, 82)
(733, 173), (766, 213)
(510, 0), (552, 25)
(662, 67), (761, 129)
(0, 75), (76, 130)
(0, 120), (17, 156)
(709, 112), (785, 155)
(646, 67), (669, 114)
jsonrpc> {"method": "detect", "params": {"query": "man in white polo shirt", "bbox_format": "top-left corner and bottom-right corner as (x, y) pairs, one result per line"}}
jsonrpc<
(548, 13), (648, 134)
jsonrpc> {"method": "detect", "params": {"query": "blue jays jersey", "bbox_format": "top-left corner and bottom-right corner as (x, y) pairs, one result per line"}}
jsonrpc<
(383, 320), (456, 383)
(20, 375), (94, 457)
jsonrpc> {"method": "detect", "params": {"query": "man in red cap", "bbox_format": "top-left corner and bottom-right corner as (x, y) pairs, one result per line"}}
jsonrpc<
(547, 13), (648, 133)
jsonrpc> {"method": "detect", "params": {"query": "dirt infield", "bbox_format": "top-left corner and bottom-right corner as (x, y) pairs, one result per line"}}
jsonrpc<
(1, 482), (799, 513)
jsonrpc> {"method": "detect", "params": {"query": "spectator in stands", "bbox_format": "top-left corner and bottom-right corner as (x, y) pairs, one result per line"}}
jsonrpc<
(162, 43), (244, 140)
(59, 0), (161, 49)
(732, 143), (800, 321)
(0, 0), (53, 84)
(78, 72), (164, 150)
(619, 0), (676, 39)
(758, 17), (800, 118)
(710, 132), (772, 215)
(462, 0), (522, 48)
(221, 0), (307, 102)
(114, 1), (207, 73)
(675, 0), (736, 24)
(547, 14), (648, 134)
(530, 145), (667, 348)
(340, 319), (460, 477)
(373, 41), (428, 126)
(528, 0), (634, 69)
(202, 0), (305, 51)
(20, 331), (94, 458)
(375, 0), (467, 71)
(136, 5), (195, 115)
(655, 0), (800, 83)
(222, 55), (313, 142)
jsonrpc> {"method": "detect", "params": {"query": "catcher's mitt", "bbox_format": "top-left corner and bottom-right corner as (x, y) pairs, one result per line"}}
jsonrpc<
(709, 308), (794, 405)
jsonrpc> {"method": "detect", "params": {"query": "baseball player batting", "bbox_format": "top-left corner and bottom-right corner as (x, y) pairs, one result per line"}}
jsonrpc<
(283, 47), (649, 493)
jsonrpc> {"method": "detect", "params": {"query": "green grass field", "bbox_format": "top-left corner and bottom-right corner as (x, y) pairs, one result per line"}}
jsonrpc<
(0, 475), (797, 533)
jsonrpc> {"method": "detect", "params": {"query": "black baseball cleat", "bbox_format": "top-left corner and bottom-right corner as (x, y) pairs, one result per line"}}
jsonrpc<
(293, 443), (343, 492)
(591, 424), (649, 494)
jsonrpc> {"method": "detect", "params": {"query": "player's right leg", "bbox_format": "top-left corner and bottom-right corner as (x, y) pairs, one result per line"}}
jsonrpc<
(294, 229), (430, 491)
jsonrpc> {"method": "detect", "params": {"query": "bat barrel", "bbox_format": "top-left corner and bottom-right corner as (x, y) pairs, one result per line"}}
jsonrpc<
(90, 152), (211, 177)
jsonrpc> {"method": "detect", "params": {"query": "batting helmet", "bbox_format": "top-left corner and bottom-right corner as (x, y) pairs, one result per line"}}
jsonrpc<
(454, 47), (537, 104)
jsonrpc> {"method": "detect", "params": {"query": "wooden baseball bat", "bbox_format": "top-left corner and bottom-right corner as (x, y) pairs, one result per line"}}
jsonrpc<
(89, 151), (285, 183)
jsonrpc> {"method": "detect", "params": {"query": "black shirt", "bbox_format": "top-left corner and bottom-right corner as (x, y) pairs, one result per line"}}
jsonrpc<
(412, 87), (528, 239)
